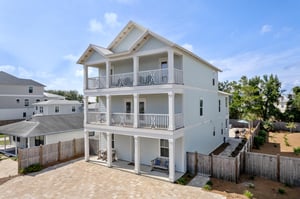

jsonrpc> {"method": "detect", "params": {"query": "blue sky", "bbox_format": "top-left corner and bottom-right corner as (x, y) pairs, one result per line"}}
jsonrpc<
(0, 0), (299, 93)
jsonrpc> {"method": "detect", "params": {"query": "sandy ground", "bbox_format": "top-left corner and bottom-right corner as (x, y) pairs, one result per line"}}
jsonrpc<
(0, 159), (225, 199)
(0, 158), (18, 178)
(253, 131), (300, 158)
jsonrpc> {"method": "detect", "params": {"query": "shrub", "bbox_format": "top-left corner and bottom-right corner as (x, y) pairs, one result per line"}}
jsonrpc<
(254, 136), (264, 149)
(258, 130), (267, 142)
(262, 121), (274, 132)
(243, 190), (254, 199)
(206, 180), (213, 186)
(20, 163), (43, 174)
(284, 134), (291, 147)
(176, 177), (187, 185)
(203, 184), (212, 191)
(278, 188), (286, 194)
(294, 147), (300, 155)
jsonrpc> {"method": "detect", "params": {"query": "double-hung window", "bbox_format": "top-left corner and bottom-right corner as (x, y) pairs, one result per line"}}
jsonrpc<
(160, 139), (169, 157)
(200, 99), (203, 116)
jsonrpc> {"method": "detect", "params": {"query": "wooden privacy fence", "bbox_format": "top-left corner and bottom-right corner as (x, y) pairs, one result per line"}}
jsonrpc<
(18, 138), (84, 171)
(187, 152), (240, 183)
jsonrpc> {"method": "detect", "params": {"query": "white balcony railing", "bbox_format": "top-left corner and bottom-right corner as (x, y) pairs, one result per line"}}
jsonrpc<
(87, 112), (106, 124)
(138, 69), (168, 86)
(138, 113), (169, 129)
(87, 76), (106, 89)
(175, 113), (184, 129)
(110, 73), (133, 88)
(174, 69), (183, 84)
(111, 113), (134, 127)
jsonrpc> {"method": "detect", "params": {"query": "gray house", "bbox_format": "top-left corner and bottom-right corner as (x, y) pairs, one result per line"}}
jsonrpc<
(0, 71), (45, 121)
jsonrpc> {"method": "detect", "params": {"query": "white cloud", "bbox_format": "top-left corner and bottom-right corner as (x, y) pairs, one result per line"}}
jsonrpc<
(260, 24), (272, 34)
(63, 54), (78, 63)
(104, 12), (120, 27)
(0, 65), (16, 73)
(17, 67), (33, 78)
(211, 48), (300, 92)
(182, 43), (193, 52)
(89, 19), (103, 33)
(75, 68), (83, 77)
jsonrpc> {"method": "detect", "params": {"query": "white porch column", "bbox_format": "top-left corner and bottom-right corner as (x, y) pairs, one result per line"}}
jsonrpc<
(106, 61), (111, 88)
(133, 93), (139, 128)
(106, 132), (112, 167)
(168, 92), (175, 130)
(27, 137), (30, 148)
(168, 49), (174, 84)
(4, 136), (6, 150)
(106, 94), (111, 126)
(84, 130), (90, 161)
(168, 138), (175, 182)
(84, 96), (88, 125)
(83, 65), (88, 90)
(133, 56), (139, 86)
(134, 136), (140, 174)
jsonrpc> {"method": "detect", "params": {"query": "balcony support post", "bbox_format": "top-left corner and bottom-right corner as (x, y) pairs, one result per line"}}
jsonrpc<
(84, 130), (90, 161)
(84, 96), (88, 125)
(168, 92), (175, 130)
(168, 138), (175, 182)
(106, 94), (111, 126)
(133, 56), (139, 86)
(134, 135), (141, 174)
(106, 132), (112, 167)
(83, 65), (88, 90)
(168, 48), (174, 84)
(133, 93), (139, 128)
(106, 61), (111, 88)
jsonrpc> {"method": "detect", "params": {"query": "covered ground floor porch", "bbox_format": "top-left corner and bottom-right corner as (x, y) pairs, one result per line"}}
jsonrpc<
(89, 156), (184, 182)
(84, 128), (185, 182)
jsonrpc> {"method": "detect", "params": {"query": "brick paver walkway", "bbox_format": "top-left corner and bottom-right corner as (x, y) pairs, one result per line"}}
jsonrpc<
(0, 159), (225, 199)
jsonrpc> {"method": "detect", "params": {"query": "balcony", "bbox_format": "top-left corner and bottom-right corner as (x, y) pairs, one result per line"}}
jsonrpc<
(86, 69), (183, 89)
(87, 112), (184, 130)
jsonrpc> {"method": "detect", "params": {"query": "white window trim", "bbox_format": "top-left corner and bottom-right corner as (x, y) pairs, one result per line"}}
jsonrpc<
(159, 139), (169, 158)
(124, 98), (133, 113)
(159, 57), (168, 69)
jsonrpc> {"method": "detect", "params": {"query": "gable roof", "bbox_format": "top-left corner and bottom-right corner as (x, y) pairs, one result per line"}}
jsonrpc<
(0, 113), (83, 137)
(0, 71), (45, 87)
(77, 21), (221, 72)
(43, 92), (66, 100)
(33, 99), (82, 106)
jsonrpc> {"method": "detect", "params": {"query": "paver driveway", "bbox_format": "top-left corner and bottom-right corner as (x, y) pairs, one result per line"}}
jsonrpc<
(0, 159), (225, 199)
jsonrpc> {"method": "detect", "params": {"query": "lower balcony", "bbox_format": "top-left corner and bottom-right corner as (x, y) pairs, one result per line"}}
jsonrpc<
(87, 112), (184, 130)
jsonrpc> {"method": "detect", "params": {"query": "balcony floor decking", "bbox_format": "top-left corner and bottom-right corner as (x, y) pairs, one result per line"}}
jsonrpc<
(89, 156), (184, 182)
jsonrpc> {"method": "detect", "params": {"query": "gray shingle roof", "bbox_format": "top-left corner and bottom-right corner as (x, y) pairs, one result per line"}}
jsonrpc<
(0, 113), (83, 137)
(0, 71), (45, 87)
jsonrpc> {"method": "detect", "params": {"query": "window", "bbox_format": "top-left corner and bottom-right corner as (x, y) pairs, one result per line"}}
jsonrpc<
(72, 106), (76, 112)
(199, 99), (203, 116)
(17, 137), (20, 142)
(225, 97), (228, 108)
(24, 99), (29, 106)
(29, 86), (33, 93)
(112, 134), (115, 149)
(221, 123), (224, 135)
(16, 99), (20, 103)
(35, 136), (44, 146)
(160, 58), (168, 83)
(55, 106), (59, 113)
(160, 139), (169, 157)
(213, 127), (216, 136)
(218, 100), (221, 112)
(212, 78), (215, 86)
(40, 106), (43, 113)
(36, 106), (38, 110)
(139, 101), (145, 120)
(225, 119), (228, 128)
(23, 112), (26, 118)
(36, 99), (40, 103)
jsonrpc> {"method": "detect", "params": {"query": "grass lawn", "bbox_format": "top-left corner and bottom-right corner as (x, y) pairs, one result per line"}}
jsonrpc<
(0, 134), (5, 138)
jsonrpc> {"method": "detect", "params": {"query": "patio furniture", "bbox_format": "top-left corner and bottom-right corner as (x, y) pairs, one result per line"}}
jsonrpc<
(151, 157), (169, 173)
(98, 149), (118, 161)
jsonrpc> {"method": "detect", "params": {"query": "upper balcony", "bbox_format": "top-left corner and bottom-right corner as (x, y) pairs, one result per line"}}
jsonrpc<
(84, 51), (183, 91)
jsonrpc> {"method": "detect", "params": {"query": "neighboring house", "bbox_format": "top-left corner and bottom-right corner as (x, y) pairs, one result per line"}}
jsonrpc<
(77, 21), (230, 182)
(43, 92), (66, 100)
(0, 113), (83, 152)
(33, 100), (83, 116)
(275, 95), (289, 113)
(0, 71), (45, 121)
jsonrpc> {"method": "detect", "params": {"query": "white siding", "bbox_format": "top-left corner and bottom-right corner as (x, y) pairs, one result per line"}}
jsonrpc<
(138, 36), (167, 52)
(46, 130), (84, 144)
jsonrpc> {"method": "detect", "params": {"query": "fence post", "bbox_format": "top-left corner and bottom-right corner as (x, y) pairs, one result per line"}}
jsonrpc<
(17, 148), (21, 173)
(211, 154), (214, 177)
(39, 145), (43, 166)
(235, 155), (239, 183)
(73, 139), (76, 157)
(194, 151), (198, 175)
(58, 141), (61, 161)
(277, 153), (280, 182)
